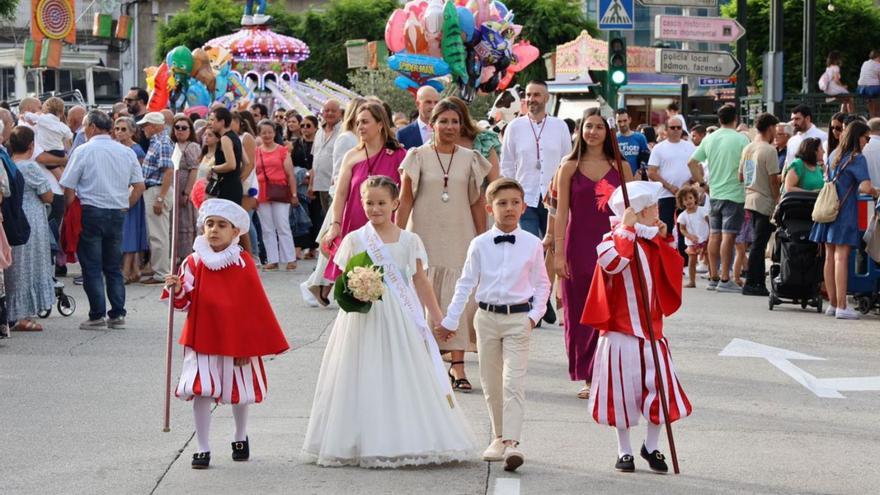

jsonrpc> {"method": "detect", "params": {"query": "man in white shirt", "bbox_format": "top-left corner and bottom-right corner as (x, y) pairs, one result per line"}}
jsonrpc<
(396, 86), (439, 149)
(500, 80), (572, 239)
(647, 115), (695, 232)
(310, 99), (342, 214)
(863, 118), (880, 187)
(784, 104), (828, 167)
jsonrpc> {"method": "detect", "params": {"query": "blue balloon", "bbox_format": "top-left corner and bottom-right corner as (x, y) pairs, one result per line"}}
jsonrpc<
(394, 75), (420, 92)
(494, 1), (509, 17)
(456, 6), (476, 41)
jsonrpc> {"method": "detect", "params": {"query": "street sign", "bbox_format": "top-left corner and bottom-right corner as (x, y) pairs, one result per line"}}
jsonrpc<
(655, 15), (745, 44)
(699, 77), (734, 87)
(656, 49), (741, 78)
(638, 0), (717, 6)
(720, 339), (880, 399)
(597, 0), (634, 30)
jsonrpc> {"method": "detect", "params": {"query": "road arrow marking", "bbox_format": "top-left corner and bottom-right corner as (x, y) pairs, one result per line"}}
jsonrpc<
(719, 338), (880, 399)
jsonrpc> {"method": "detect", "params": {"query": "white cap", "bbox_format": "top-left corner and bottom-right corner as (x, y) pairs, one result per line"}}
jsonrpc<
(609, 181), (664, 218)
(137, 112), (165, 126)
(197, 198), (250, 235)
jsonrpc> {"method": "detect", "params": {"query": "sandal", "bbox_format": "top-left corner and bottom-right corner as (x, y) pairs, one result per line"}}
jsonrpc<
(448, 361), (472, 393)
(286, 262), (298, 271)
(11, 319), (43, 332)
(263, 263), (279, 271)
(577, 384), (591, 400)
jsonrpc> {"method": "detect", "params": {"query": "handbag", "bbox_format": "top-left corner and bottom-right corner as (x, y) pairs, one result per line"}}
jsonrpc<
(204, 175), (223, 197)
(864, 205), (880, 262)
(0, 211), (12, 269)
(259, 148), (291, 203)
(812, 154), (855, 223)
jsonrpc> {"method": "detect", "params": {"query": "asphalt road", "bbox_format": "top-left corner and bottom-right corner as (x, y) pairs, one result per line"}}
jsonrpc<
(2, 260), (879, 495)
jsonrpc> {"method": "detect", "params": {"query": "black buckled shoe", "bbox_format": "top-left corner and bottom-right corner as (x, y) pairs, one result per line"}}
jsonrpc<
(232, 437), (250, 461)
(615, 454), (635, 472)
(640, 444), (668, 473)
(191, 451), (210, 469)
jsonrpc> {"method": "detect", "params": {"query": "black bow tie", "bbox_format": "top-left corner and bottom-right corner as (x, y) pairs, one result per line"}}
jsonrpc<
(494, 234), (516, 245)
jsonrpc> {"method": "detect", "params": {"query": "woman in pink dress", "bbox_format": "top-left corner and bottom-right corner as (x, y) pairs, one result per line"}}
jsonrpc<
(551, 108), (633, 399)
(321, 102), (405, 280)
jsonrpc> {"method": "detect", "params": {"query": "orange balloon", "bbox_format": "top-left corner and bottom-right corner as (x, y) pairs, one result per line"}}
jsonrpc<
(404, 13), (429, 54)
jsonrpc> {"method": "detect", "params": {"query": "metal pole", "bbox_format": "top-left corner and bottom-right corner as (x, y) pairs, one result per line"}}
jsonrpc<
(802, 0), (816, 94)
(767, 0), (784, 118)
(735, 0), (748, 113)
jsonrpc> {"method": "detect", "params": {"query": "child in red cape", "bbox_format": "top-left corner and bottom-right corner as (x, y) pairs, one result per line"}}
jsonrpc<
(582, 181), (692, 474)
(163, 198), (289, 470)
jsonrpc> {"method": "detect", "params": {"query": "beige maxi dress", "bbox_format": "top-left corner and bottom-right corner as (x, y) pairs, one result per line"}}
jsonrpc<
(401, 144), (491, 352)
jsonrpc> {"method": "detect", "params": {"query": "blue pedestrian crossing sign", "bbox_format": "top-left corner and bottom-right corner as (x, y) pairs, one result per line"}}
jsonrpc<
(598, 0), (634, 30)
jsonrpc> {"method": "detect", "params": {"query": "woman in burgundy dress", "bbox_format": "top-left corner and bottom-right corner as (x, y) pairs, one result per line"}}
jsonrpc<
(551, 108), (633, 399)
(320, 102), (405, 280)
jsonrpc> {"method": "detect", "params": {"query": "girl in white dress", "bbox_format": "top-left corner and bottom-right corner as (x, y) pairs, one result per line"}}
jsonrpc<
(302, 175), (478, 468)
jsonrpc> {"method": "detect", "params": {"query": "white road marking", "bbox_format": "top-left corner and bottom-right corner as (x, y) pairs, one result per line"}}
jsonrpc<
(493, 477), (520, 495)
(720, 338), (880, 398)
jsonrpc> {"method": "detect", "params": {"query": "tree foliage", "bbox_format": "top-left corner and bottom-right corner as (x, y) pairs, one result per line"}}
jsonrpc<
(0, 0), (18, 20)
(722, 0), (880, 93)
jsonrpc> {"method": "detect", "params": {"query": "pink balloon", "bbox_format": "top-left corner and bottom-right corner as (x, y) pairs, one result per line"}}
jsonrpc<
(385, 9), (408, 53)
(509, 42), (540, 72)
(480, 65), (497, 84)
(404, 0), (427, 19)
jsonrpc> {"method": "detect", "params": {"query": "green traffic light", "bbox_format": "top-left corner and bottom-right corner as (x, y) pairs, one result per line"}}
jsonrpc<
(611, 70), (626, 85)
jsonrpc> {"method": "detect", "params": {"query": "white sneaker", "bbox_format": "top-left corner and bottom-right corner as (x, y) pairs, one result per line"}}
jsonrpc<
(503, 445), (524, 472)
(241, 14), (254, 25)
(300, 281), (319, 308)
(835, 306), (860, 320)
(482, 438), (506, 461)
(696, 263), (709, 274)
(253, 14), (271, 24)
(824, 305), (837, 317)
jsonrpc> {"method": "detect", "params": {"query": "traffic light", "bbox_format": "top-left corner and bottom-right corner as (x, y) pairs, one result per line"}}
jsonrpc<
(606, 31), (627, 109)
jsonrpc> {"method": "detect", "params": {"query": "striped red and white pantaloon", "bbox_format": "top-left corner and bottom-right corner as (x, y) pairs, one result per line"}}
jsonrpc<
(588, 332), (691, 428)
(176, 346), (268, 405)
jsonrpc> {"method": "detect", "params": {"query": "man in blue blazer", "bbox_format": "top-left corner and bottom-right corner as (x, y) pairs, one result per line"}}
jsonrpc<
(396, 86), (440, 149)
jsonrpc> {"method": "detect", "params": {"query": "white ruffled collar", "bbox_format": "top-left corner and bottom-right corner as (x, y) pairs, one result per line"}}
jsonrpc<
(609, 217), (660, 239)
(193, 235), (245, 271)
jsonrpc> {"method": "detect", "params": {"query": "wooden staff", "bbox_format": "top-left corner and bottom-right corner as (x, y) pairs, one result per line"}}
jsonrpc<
(163, 156), (182, 432)
(608, 122), (681, 474)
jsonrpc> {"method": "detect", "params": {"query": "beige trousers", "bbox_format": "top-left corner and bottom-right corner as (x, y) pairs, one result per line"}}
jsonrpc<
(474, 309), (532, 443)
(144, 186), (172, 280)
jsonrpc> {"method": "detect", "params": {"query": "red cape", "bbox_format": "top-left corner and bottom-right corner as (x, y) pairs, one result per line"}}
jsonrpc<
(581, 233), (683, 339)
(179, 251), (289, 357)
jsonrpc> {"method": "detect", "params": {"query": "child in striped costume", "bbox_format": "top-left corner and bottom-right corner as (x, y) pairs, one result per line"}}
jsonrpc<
(582, 181), (692, 473)
(163, 199), (289, 469)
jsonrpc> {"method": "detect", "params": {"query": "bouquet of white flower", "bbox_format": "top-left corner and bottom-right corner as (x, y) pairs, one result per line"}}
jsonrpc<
(334, 252), (384, 313)
(346, 266), (385, 303)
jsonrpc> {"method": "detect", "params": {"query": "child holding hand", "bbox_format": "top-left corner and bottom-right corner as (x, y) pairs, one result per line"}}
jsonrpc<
(163, 198), (289, 469)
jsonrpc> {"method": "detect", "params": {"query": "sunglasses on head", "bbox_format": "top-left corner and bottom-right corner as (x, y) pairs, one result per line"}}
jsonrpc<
(174, 125), (190, 131)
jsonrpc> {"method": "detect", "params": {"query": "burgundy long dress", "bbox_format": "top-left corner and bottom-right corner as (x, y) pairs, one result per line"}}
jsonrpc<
(562, 167), (619, 382)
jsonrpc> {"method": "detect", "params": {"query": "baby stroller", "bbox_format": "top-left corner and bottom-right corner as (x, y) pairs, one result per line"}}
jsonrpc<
(848, 196), (880, 314)
(768, 192), (823, 312)
(37, 279), (76, 319)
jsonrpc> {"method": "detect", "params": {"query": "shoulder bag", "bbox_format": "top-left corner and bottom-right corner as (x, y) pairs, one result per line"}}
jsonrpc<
(812, 154), (856, 223)
(259, 147), (292, 203)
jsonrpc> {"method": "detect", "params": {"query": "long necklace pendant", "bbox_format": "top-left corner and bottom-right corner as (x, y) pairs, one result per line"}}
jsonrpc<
(441, 191), (450, 202)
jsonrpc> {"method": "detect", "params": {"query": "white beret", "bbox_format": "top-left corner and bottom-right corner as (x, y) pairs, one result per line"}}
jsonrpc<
(197, 198), (250, 235)
(609, 181), (664, 218)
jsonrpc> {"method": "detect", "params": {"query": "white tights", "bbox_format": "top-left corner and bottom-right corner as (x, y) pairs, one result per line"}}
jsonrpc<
(616, 423), (662, 457)
(192, 397), (250, 453)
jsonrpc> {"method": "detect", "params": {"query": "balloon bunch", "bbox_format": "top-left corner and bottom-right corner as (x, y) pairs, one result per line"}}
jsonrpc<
(385, 0), (540, 102)
(145, 45), (255, 117)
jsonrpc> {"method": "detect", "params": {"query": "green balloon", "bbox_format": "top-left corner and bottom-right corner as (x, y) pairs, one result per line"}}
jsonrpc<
(166, 46), (194, 76)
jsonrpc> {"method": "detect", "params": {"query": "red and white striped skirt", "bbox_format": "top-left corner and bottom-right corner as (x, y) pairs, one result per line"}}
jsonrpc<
(588, 332), (692, 428)
(176, 346), (268, 405)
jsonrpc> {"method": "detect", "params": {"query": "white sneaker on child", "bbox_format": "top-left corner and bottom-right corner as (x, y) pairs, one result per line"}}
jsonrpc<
(824, 305), (837, 317)
(696, 263), (709, 274)
(482, 438), (506, 461)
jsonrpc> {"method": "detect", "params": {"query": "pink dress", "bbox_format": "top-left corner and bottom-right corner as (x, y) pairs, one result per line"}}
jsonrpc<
(324, 147), (405, 280)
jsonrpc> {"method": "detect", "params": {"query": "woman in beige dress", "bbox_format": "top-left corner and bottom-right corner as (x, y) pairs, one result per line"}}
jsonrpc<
(397, 99), (491, 392)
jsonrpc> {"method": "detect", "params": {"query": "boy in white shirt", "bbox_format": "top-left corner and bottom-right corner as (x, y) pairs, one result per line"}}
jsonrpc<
(24, 97), (72, 163)
(439, 178), (551, 473)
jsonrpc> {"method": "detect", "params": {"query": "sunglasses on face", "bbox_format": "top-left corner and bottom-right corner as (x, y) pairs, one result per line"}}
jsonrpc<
(123, 97), (137, 103)
(668, 126), (682, 130)
(302, 124), (313, 128)
(832, 126), (843, 132)
(174, 125), (190, 131)
(114, 127), (128, 132)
